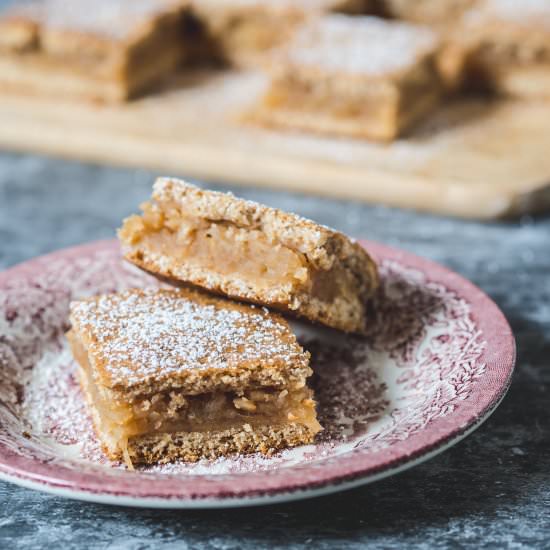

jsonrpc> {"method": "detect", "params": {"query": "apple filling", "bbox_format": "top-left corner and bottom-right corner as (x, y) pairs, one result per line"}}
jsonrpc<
(71, 332), (320, 462)
(120, 201), (313, 293)
(119, 200), (366, 316)
(126, 386), (320, 436)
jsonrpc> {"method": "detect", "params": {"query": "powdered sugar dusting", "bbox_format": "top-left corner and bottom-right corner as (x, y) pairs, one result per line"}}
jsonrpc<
(6, 0), (182, 41)
(22, 345), (116, 466)
(286, 15), (438, 76)
(24, 347), (83, 445)
(71, 288), (305, 388)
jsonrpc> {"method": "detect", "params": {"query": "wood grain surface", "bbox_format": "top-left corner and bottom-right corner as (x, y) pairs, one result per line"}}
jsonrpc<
(1, 68), (550, 219)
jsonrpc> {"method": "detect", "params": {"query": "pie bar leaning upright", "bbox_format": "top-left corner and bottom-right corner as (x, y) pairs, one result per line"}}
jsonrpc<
(247, 15), (443, 141)
(68, 288), (320, 466)
(0, 0), (190, 102)
(118, 178), (379, 334)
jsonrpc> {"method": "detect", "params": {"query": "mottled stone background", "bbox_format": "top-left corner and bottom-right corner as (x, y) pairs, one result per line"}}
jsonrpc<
(0, 152), (548, 549)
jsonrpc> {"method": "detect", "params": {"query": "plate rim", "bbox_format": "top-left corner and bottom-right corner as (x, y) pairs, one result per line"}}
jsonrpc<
(0, 383), (510, 509)
(0, 239), (516, 507)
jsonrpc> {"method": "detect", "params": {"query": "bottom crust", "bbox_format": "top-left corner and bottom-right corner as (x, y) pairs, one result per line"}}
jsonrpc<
(0, 44), (183, 102)
(127, 423), (316, 465)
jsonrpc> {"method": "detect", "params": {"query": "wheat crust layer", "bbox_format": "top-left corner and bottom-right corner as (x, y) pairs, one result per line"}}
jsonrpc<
(126, 423), (317, 465)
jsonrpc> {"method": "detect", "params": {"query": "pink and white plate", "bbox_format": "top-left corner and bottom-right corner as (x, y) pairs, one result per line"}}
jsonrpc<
(0, 239), (515, 508)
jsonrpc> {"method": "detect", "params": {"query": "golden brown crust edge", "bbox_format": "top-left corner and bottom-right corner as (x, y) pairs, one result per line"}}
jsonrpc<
(127, 423), (317, 464)
(0, 1), (191, 102)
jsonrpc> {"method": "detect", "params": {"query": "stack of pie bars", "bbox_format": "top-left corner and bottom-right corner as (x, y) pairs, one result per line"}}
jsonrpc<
(0, 0), (548, 141)
(68, 178), (379, 466)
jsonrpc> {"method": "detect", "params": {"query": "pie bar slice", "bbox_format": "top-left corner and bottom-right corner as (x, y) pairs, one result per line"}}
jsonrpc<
(0, 0), (190, 102)
(118, 178), (378, 334)
(189, 0), (371, 68)
(459, 0), (550, 99)
(68, 288), (320, 466)
(247, 15), (443, 141)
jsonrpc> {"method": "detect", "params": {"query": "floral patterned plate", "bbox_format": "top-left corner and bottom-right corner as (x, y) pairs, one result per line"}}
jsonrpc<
(0, 239), (515, 508)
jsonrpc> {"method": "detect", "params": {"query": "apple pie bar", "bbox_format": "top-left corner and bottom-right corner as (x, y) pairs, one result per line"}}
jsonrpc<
(189, 0), (371, 68)
(459, 0), (550, 99)
(68, 288), (320, 466)
(0, 0), (190, 102)
(118, 178), (378, 334)
(247, 15), (443, 140)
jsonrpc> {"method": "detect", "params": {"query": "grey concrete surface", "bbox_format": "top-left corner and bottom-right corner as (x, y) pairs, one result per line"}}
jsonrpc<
(0, 152), (549, 549)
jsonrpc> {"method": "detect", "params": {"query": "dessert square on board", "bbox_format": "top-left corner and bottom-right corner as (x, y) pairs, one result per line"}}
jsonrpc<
(460, 0), (550, 99)
(0, 0), (191, 102)
(247, 15), (443, 141)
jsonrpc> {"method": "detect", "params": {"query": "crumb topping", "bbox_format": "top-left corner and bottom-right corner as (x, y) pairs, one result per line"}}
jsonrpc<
(70, 288), (308, 388)
(153, 177), (330, 235)
(283, 15), (438, 77)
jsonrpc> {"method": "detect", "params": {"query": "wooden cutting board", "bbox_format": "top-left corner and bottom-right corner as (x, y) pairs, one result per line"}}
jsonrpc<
(1, 68), (550, 219)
